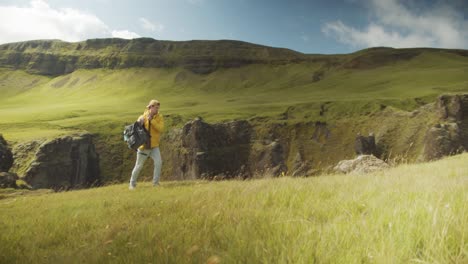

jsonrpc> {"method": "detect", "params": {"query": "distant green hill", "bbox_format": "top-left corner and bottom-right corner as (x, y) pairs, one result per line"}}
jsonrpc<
(0, 38), (309, 75)
(0, 38), (467, 181)
(1, 39), (467, 128)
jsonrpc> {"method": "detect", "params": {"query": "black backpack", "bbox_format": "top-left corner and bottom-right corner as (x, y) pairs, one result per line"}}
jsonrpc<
(123, 122), (150, 151)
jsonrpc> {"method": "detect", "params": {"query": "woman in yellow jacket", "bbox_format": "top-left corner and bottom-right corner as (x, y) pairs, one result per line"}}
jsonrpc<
(129, 99), (164, 189)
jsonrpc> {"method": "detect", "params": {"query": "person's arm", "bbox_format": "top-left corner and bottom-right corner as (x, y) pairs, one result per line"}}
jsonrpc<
(153, 115), (164, 132)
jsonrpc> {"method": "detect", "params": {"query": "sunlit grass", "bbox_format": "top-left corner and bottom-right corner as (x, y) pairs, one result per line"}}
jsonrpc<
(0, 153), (466, 263)
(0, 50), (466, 178)
(1, 48), (468, 137)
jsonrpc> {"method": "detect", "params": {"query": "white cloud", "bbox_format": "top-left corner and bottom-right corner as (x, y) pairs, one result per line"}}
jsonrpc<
(139, 17), (164, 32)
(322, 0), (468, 49)
(112, 30), (140, 39)
(0, 0), (140, 44)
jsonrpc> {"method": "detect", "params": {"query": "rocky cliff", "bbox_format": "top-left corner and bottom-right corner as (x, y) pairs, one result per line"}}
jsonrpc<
(159, 94), (468, 180)
(0, 134), (13, 172)
(6, 95), (468, 187)
(422, 94), (468, 160)
(15, 134), (101, 190)
(0, 38), (309, 75)
(0, 134), (17, 188)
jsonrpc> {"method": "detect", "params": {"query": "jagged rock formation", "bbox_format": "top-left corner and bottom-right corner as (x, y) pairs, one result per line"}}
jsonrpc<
(8, 95), (468, 186)
(422, 94), (468, 160)
(164, 95), (468, 179)
(10, 140), (43, 175)
(423, 123), (463, 161)
(250, 140), (287, 177)
(166, 118), (253, 179)
(334, 155), (389, 174)
(355, 133), (377, 156)
(163, 118), (291, 180)
(0, 134), (13, 172)
(161, 107), (438, 180)
(23, 134), (100, 190)
(0, 172), (18, 188)
(288, 152), (312, 177)
(437, 94), (465, 121)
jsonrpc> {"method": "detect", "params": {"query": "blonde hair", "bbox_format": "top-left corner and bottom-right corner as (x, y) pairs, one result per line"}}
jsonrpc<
(142, 99), (160, 118)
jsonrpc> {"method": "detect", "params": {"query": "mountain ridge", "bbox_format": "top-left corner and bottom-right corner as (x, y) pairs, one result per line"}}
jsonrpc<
(2, 37), (467, 76)
(0, 38), (310, 75)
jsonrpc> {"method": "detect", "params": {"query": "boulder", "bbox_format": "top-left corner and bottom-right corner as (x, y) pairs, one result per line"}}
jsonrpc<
(23, 134), (100, 190)
(0, 172), (18, 188)
(422, 123), (464, 161)
(334, 155), (389, 174)
(355, 133), (377, 156)
(0, 134), (13, 172)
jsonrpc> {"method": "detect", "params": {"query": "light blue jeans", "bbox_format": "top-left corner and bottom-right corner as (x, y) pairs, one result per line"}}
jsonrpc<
(129, 147), (162, 187)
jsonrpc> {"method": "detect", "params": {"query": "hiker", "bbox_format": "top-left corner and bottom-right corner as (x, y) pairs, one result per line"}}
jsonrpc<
(129, 99), (164, 189)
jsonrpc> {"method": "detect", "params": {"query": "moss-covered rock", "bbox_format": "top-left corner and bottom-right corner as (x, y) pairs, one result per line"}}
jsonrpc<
(22, 134), (100, 190)
(422, 123), (464, 161)
(0, 172), (18, 188)
(0, 134), (13, 172)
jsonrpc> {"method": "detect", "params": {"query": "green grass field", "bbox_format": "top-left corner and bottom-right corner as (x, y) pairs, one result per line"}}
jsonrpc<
(1, 41), (468, 263)
(0, 153), (466, 263)
(1, 47), (468, 143)
(1, 46), (467, 180)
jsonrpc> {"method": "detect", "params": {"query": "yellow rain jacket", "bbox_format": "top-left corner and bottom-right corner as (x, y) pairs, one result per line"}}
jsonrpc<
(138, 112), (164, 149)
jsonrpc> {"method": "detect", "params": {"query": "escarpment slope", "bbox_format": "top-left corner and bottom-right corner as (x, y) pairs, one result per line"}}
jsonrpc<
(0, 38), (467, 184)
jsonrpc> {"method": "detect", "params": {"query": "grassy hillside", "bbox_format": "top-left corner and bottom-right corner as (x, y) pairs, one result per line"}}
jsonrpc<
(0, 153), (466, 263)
(1, 47), (467, 140)
(0, 38), (308, 75)
(0, 40), (467, 181)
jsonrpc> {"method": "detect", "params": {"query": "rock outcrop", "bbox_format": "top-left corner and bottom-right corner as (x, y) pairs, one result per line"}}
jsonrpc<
(250, 140), (287, 177)
(422, 94), (468, 160)
(23, 134), (100, 190)
(422, 123), (463, 161)
(10, 140), (43, 175)
(167, 118), (253, 180)
(289, 152), (312, 177)
(355, 133), (377, 156)
(10, 95), (468, 185)
(0, 134), (13, 172)
(334, 155), (389, 174)
(163, 118), (290, 180)
(437, 94), (465, 121)
(0, 172), (18, 188)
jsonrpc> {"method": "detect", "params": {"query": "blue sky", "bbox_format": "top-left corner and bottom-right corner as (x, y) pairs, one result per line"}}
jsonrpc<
(0, 0), (467, 54)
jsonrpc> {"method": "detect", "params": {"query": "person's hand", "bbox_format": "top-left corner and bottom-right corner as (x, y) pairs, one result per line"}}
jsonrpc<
(137, 117), (144, 124)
